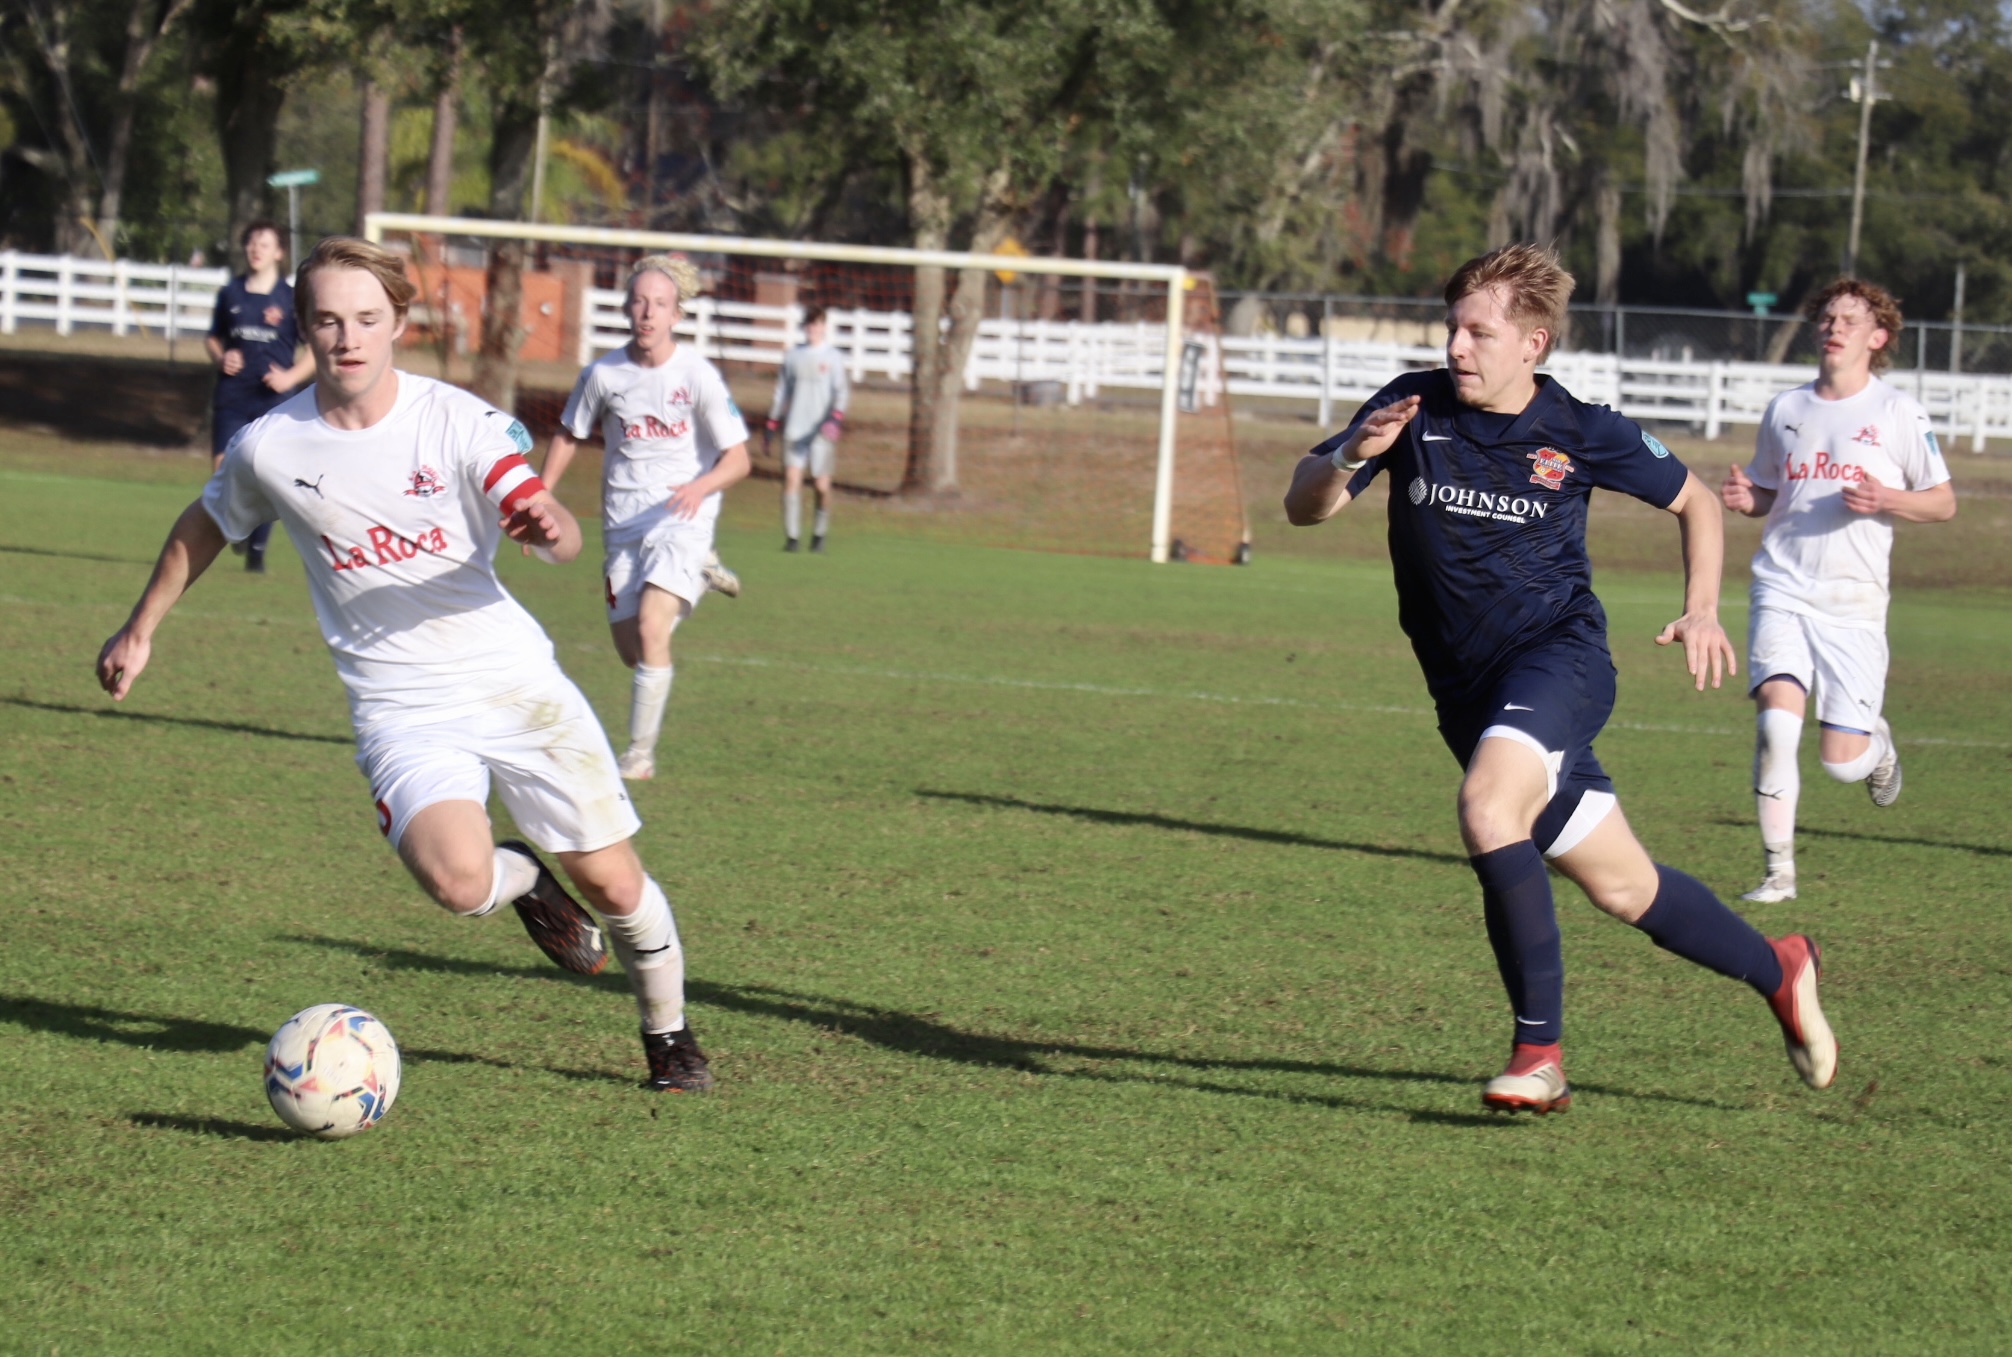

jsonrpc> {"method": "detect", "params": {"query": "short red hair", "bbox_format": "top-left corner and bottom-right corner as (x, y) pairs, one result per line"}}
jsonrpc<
(1445, 243), (1573, 360)
(1804, 277), (1904, 373)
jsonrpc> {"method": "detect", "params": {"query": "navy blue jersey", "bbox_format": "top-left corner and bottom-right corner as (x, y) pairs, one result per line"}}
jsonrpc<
(209, 275), (300, 415)
(1320, 369), (1688, 700)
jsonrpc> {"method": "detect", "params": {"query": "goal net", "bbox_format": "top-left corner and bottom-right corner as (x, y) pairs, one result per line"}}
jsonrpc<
(363, 214), (1250, 564)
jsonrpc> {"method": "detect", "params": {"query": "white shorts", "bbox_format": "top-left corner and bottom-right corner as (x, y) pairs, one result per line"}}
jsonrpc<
(1747, 605), (1889, 731)
(604, 516), (715, 621)
(783, 433), (836, 479)
(356, 673), (641, 854)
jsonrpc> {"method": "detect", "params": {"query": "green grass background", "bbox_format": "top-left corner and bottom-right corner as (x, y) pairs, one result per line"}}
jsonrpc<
(2, 445), (2009, 1355)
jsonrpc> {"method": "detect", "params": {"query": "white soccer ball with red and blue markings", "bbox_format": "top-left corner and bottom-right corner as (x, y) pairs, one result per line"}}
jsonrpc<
(263, 1004), (401, 1139)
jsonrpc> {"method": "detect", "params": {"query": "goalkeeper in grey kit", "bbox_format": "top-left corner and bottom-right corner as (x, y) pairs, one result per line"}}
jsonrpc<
(766, 305), (850, 552)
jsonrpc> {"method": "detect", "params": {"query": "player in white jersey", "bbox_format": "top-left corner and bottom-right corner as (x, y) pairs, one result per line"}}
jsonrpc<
(543, 255), (751, 782)
(764, 305), (851, 552)
(95, 238), (715, 1093)
(1721, 277), (1956, 903)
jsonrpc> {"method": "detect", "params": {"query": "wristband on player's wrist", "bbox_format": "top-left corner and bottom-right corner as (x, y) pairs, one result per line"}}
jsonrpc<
(1329, 443), (1368, 472)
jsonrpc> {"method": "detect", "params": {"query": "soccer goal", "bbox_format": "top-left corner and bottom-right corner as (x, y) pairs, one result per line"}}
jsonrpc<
(362, 213), (1251, 565)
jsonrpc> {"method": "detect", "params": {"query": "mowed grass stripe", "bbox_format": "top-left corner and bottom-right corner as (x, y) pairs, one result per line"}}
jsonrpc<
(3, 453), (2010, 1354)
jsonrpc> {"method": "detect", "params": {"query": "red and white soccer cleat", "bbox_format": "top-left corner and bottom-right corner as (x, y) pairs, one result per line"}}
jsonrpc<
(1482, 1043), (1571, 1114)
(1767, 933), (1837, 1089)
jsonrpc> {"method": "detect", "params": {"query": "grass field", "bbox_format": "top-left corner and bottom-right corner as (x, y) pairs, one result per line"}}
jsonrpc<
(3, 430), (2010, 1355)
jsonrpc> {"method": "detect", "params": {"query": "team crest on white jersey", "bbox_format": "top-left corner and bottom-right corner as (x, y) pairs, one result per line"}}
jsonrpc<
(1853, 424), (1882, 447)
(404, 465), (447, 498)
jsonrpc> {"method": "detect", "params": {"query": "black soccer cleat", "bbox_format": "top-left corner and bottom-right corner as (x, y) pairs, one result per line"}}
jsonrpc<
(810, 534), (826, 554)
(784, 536), (801, 553)
(498, 839), (609, 976)
(642, 1026), (714, 1093)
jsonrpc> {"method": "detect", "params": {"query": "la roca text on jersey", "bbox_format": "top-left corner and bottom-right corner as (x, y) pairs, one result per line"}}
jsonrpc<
(621, 413), (690, 441)
(1784, 450), (1869, 482)
(320, 523), (452, 572)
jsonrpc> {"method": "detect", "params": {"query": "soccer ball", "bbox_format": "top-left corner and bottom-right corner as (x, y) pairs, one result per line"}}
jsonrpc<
(263, 1004), (402, 1139)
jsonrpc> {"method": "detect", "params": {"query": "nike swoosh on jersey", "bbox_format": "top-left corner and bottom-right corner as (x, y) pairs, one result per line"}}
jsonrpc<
(1422, 433), (1452, 441)
(1503, 703), (1535, 711)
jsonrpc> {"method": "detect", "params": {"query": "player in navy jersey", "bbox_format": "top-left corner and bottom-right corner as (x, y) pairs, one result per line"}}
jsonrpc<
(1285, 243), (1836, 1112)
(206, 220), (314, 573)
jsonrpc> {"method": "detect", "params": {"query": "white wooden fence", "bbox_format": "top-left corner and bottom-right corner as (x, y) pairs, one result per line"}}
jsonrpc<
(5, 251), (2006, 448)
(0, 252), (225, 339)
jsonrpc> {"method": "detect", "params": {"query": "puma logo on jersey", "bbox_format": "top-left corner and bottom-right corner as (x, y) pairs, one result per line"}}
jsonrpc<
(1784, 422), (1801, 435)
(293, 475), (326, 498)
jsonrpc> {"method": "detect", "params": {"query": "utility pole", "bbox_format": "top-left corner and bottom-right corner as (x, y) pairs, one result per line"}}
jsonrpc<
(1950, 262), (1965, 373)
(1845, 39), (1886, 277)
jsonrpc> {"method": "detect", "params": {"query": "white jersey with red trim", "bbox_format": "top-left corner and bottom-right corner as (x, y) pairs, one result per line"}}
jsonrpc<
(1745, 375), (1951, 626)
(557, 344), (750, 544)
(202, 372), (559, 727)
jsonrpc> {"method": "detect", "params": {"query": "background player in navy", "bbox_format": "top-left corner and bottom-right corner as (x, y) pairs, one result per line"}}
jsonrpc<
(205, 219), (313, 572)
(1284, 243), (1836, 1113)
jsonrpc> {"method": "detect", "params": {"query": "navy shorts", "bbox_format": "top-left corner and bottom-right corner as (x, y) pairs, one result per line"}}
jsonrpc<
(1436, 634), (1618, 856)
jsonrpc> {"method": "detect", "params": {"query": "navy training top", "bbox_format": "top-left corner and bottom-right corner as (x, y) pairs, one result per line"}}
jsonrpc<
(1318, 369), (1689, 703)
(208, 274), (300, 415)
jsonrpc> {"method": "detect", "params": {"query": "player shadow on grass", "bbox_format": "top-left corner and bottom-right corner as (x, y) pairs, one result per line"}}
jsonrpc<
(917, 790), (1468, 864)
(0, 542), (155, 565)
(1708, 816), (2010, 859)
(0, 991), (618, 1113)
(2, 697), (352, 746)
(126, 1112), (301, 1142)
(695, 980), (1735, 1117)
(273, 940), (1737, 1115)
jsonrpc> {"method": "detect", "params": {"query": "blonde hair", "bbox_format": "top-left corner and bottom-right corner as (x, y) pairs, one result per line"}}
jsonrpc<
(1805, 276), (1904, 373)
(627, 254), (702, 311)
(294, 237), (418, 330)
(1445, 243), (1574, 360)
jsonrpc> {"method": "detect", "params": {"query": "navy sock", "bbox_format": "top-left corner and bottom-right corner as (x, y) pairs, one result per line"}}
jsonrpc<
(1470, 841), (1563, 1046)
(1634, 866), (1783, 994)
(247, 520), (273, 553)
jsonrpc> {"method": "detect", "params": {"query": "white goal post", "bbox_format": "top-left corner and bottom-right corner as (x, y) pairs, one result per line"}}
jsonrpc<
(363, 212), (1195, 563)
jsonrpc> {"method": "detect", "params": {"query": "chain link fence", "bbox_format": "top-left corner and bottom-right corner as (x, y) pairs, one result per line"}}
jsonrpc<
(1220, 292), (2012, 376)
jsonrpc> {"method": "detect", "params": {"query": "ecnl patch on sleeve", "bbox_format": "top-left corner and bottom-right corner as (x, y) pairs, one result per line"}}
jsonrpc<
(1642, 432), (1672, 459)
(505, 419), (534, 452)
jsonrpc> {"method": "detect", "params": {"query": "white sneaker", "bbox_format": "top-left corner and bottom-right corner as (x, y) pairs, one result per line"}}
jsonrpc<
(1741, 872), (1798, 904)
(1867, 718), (1902, 807)
(701, 559), (742, 598)
(617, 747), (656, 781)
(1482, 1052), (1571, 1114)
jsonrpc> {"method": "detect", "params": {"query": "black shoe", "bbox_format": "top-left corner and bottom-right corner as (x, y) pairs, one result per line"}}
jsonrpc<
(245, 547), (266, 574)
(810, 534), (826, 554)
(784, 537), (800, 553)
(498, 839), (608, 975)
(642, 1025), (715, 1092)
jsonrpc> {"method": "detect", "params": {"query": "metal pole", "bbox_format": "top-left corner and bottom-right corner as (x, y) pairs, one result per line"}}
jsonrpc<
(1846, 39), (1877, 277)
(1950, 262), (1965, 373)
(1317, 296), (1333, 428)
(1149, 272), (1189, 563)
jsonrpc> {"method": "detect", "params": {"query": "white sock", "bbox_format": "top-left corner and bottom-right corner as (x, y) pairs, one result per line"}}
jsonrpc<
(813, 506), (830, 538)
(1754, 708), (1801, 874)
(783, 489), (802, 540)
(604, 876), (686, 1033)
(628, 664), (672, 756)
(466, 844), (542, 917)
